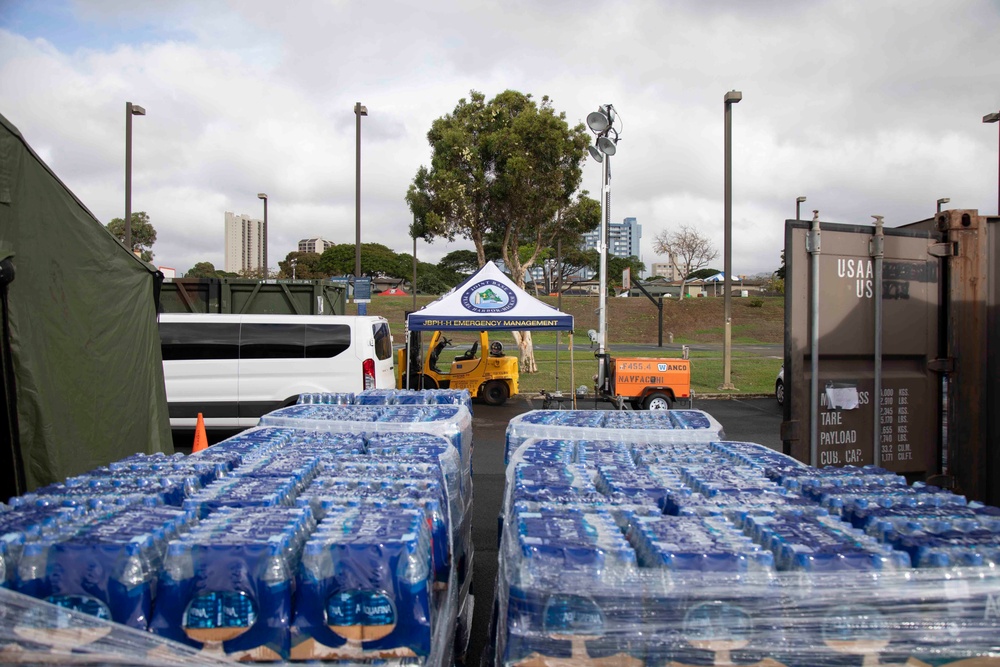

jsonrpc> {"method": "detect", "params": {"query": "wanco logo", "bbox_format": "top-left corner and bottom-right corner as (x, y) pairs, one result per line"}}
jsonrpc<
(658, 363), (667, 372)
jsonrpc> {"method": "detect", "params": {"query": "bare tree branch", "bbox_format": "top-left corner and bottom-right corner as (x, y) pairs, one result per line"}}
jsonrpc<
(653, 225), (719, 278)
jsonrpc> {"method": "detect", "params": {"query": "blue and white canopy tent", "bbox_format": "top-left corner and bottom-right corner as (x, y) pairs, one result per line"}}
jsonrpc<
(405, 261), (576, 399)
(408, 261), (573, 331)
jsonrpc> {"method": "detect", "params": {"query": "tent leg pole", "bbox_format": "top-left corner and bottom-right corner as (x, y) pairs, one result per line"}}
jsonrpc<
(405, 329), (411, 390)
(571, 339), (576, 410)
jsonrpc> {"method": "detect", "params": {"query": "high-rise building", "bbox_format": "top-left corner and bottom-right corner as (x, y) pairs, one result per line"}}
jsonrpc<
(569, 216), (643, 279)
(224, 212), (265, 274)
(651, 256), (682, 281)
(297, 237), (336, 254)
(583, 216), (641, 259)
(526, 216), (644, 286)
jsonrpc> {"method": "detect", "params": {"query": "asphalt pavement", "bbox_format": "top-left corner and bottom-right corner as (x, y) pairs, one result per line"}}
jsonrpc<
(465, 394), (782, 666)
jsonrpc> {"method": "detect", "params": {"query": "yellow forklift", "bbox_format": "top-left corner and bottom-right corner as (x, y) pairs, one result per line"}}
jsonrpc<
(397, 330), (519, 406)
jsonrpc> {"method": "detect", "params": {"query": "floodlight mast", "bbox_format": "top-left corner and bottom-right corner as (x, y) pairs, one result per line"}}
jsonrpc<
(586, 104), (621, 393)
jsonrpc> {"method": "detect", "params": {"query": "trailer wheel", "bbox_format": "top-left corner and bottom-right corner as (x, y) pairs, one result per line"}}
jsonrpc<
(481, 380), (509, 406)
(643, 392), (673, 411)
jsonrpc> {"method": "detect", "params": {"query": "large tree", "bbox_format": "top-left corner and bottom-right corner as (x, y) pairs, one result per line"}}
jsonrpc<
(437, 249), (479, 277)
(106, 211), (156, 262)
(185, 261), (235, 278)
(317, 243), (410, 280)
(606, 255), (646, 292)
(277, 251), (324, 279)
(406, 90), (597, 371)
(653, 225), (719, 297)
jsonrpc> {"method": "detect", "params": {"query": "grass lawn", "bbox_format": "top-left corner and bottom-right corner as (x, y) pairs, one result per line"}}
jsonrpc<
(375, 294), (784, 398)
(518, 347), (781, 396)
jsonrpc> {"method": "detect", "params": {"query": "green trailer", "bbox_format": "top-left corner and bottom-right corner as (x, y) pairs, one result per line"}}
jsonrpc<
(159, 278), (347, 316)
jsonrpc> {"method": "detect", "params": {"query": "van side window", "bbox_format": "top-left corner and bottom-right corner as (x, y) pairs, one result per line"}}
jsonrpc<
(159, 322), (239, 360)
(305, 323), (352, 358)
(240, 323), (305, 359)
(372, 322), (392, 360)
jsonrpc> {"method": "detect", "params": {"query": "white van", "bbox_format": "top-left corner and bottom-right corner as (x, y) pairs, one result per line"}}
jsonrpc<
(158, 314), (395, 429)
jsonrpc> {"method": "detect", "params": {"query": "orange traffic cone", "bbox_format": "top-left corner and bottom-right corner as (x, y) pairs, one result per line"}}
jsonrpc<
(192, 412), (208, 453)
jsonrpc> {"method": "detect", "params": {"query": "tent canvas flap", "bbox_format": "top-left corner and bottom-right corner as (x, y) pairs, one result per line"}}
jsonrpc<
(0, 112), (172, 496)
(407, 261), (573, 331)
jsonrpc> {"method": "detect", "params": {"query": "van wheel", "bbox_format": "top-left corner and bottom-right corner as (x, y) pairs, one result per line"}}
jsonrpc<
(400, 374), (438, 390)
(643, 392), (673, 410)
(481, 381), (509, 406)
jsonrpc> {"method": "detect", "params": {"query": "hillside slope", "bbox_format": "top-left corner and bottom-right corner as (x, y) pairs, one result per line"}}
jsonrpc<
(368, 294), (784, 345)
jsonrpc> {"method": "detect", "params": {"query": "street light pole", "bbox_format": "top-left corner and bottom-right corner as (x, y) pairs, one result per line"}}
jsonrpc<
(355, 102), (368, 314)
(796, 196), (806, 220)
(124, 102), (145, 252)
(598, 155), (610, 359)
(985, 112), (1000, 213)
(412, 217), (418, 312)
(257, 193), (268, 276)
(937, 197), (950, 214)
(585, 104), (620, 396)
(722, 90), (741, 391)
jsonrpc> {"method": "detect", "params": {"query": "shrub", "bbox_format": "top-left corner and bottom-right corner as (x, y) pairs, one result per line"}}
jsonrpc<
(746, 297), (765, 308)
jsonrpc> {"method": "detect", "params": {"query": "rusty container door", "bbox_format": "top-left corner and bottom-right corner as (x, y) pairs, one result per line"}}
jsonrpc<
(901, 210), (1000, 505)
(782, 220), (942, 478)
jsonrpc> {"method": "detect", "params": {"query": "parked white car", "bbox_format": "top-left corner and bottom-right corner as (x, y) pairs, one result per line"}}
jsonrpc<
(775, 365), (785, 405)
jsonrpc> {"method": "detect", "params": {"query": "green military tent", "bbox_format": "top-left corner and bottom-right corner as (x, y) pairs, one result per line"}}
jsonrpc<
(0, 111), (172, 498)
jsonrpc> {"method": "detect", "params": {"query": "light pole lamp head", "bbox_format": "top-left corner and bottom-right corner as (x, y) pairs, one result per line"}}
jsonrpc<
(587, 144), (604, 163)
(984, 112), (1000, 123)
(355, 102), (368, 116)
(596, 135), (617, 156)
(586, 105), (614, 134)
(937, 197), (950, 205)
(796, 196), (807, 204)
(257, 193), (268, 201)
(724, 90), (742, 105)
(128, 103), (146, 116)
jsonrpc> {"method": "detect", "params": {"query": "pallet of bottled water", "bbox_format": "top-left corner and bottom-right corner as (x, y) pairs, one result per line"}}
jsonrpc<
(504, 408), (724, 465)
(0, 402), (470, 665)
(266, 395), (473, 478)
(493, 431), (1000, 666)
(298, 388), (473, 412)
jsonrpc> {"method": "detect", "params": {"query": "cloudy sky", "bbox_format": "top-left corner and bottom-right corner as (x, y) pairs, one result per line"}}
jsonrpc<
(2, 0), (998, 277)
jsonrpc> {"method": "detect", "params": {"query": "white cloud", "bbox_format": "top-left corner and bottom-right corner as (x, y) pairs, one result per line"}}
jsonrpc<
(1, 0), (998, 277)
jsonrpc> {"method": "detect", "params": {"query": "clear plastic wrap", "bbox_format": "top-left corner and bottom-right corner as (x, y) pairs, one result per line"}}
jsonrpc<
(13, 506), (194, 630)
(0, 586), (231, 665)
(151, 507), (313, 661)
(504, 409), (725, 464)
(2, 411), (466, 665)
(493, 436), (1000, 666)
(292, 507), (435, 660)
(258, 403), (474, 478)
(297, 388), (474, 413)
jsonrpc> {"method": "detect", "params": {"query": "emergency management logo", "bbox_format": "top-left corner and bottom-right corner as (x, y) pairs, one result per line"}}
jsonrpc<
(461, 280), (517, 313)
